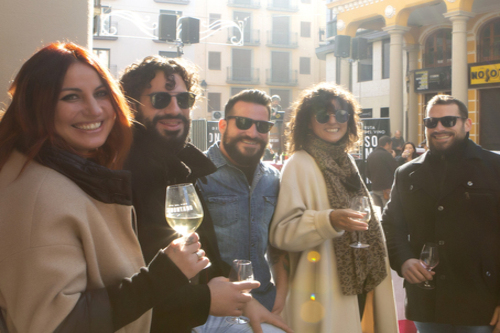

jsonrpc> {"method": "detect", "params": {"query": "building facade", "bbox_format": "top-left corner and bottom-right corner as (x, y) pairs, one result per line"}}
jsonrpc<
(322, 0), (500, 149)
(93, 0), (327, 150)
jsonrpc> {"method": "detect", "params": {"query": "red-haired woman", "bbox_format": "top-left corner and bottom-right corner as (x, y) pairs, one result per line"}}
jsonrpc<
(0, 43), (210, 332)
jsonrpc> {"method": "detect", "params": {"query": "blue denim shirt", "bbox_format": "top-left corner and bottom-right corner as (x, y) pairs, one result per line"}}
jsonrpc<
(197, 142), (280, 311)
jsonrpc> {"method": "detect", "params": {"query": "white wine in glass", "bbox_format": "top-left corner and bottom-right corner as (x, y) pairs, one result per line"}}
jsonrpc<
(419, 242), (439, 289)
(165, 183), (210, 268)
(165, 183), (203, 238)
(226, 260), (254, 325)
(349, 196), (371, 248)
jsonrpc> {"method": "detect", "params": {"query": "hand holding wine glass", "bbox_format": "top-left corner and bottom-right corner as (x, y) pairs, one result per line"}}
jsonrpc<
(349, 196), (371, 249)
(165, 183), (210, 268)
(419, 242), (439, 289)
(226, 260), (254, 324)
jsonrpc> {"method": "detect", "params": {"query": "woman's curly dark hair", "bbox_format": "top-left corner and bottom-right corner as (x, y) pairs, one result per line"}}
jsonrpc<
(120, 56), (201, 113)
(286, 82), (362, 153)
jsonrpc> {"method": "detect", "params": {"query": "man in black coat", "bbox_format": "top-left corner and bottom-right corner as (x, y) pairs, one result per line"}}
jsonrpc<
(382, 95), (500, 333)
(120, 56), (262, 333)
(366, 135), (398, 208)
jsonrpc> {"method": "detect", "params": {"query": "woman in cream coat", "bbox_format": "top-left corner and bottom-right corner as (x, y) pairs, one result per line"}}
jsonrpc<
(270, 83), (398, 333)
(0, 43), (210, 333)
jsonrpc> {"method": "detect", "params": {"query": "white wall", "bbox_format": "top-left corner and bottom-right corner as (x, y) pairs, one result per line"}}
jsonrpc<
(0, 0), (92, 107)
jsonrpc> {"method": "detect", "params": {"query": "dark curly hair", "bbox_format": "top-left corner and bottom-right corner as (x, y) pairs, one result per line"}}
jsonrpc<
(120, 56), (200, 113)
(286, 82), (361, 153)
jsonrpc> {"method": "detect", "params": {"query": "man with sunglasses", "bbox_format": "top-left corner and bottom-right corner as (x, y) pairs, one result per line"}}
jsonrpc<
(197, 90), (291, 332)
(382, 94), (500, 333)
(366, 135), (398, 208)
(120, 57), (288, 333)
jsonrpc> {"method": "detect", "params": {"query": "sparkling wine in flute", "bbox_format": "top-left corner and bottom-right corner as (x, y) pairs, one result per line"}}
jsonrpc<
(226, 260), (254, 324)
(349, 196), (371, 249)
(419, 242), (439, 289)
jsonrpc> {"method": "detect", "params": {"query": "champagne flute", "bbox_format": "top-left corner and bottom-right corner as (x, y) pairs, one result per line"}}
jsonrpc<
(165, 183), (210, 268)
(226, 260), (254, 324)
(349, 196), (371, 249)
(419, 242), (439, 289)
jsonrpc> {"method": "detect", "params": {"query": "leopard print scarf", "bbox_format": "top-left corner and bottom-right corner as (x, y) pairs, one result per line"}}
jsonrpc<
(304, 134), (387, 295)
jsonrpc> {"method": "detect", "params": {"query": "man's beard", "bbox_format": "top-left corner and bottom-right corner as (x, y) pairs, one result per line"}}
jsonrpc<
(137, 112), (190, 153)
(222, 133), (267, 166)
(427, 130), (467, 156)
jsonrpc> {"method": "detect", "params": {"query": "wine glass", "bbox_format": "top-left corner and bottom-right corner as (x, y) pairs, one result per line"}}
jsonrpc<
(349, 196), (371, 249)
(226, 260), (254, 324)
(419, 242), (439, 289)
(165, 183), (210, 268)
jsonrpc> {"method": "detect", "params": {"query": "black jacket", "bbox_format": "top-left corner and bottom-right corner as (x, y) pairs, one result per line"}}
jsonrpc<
(382, 140), (500, 325)
(366, 147), (398, 191)
(125, 126), (229, 333)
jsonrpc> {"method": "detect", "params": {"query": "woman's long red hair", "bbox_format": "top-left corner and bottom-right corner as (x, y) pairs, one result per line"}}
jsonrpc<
(0, 42), (132, 170)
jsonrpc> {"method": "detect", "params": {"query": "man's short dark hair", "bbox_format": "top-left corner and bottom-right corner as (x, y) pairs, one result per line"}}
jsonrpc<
(426, 94), (468, 119)
(378, 135), (392, 147)
(224, 90), (272, 119)
(120, 55), (200, 112)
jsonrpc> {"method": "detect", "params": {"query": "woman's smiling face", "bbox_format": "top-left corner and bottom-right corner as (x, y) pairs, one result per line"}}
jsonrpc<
(309, 99), (348, 144)
(54, 62), (116, 153)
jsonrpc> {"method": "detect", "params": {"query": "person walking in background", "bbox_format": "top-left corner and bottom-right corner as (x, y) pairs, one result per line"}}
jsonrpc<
(0, 43), (220, 332)
(120, 56), (264, 333)
(397, 142), (419, 166)
(383, 94), (500, 333)
(269, 83), (398, 333)
(392, 130), (405, 157)
(197, 90), (291, 333)
(366, 135), (398, 208)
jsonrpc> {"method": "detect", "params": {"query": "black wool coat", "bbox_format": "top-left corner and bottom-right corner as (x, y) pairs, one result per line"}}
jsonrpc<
(125, 126), (229, 333)
(382, 139), (500, 325)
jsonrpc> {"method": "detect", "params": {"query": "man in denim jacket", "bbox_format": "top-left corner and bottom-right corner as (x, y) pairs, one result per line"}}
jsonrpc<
(197, 90), (290, 330)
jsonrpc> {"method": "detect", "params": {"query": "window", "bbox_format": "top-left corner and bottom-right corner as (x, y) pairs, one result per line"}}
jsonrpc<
(380, 107), (389, 118)
(479, 18), (500, 62)
(301, 22), (311, 38)
(272, 16), (290, 45)
(301, 0), (311, 3)
(159, 51), (178, 58)
(208, 52), (221, 70)
(299, 57), (310, 74)
(360, 109), (372, 118)
(234, 11), (252, 43)
(161, 9), (182, 16)
(232, 49), (252, 81)
(209, 13), (221, 30)
(382, 39), (390, 79)
(424, 29), (452, 67)
(326, 9), (336, 38)
(271, 51), (291, 83)
(231, 87), (248, 96)
(94, 6), (113, 37)
(358, 43), (373, 82)
(208, 93), (222, 112)
(93, 49), (110, 69)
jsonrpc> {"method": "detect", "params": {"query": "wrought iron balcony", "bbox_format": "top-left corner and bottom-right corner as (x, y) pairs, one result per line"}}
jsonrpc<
(228, 29), (260, 46)
(266, 69), (298, 86)
(266, 31), (298, 48)
(227, 0), (260, 9)
(227, 67), (260, 84)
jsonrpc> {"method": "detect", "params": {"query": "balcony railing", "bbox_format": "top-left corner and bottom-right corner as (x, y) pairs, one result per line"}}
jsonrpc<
(228, 29), (260, 46)
(267, 0), (298, 12)
(227, 67), (260, 84)
(266, 69), (298, 86)
(266, 31), (298, 48)
(227, 0), (260, 8)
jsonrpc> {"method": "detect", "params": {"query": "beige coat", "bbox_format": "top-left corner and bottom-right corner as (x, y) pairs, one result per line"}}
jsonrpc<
(270, 150), (399, 333)
(0, 151), (151, 333)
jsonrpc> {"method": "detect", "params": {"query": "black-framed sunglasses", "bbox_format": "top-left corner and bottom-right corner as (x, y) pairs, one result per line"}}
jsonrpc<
(146, 92), (196, 109)
(423, 116), (465, 129)
(315, 109), (350, 124)
(225, 116), (274, 134)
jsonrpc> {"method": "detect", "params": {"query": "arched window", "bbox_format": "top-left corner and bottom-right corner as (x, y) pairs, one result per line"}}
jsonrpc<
(479, 18), (500, 62)
(424, 29), (452, 68)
